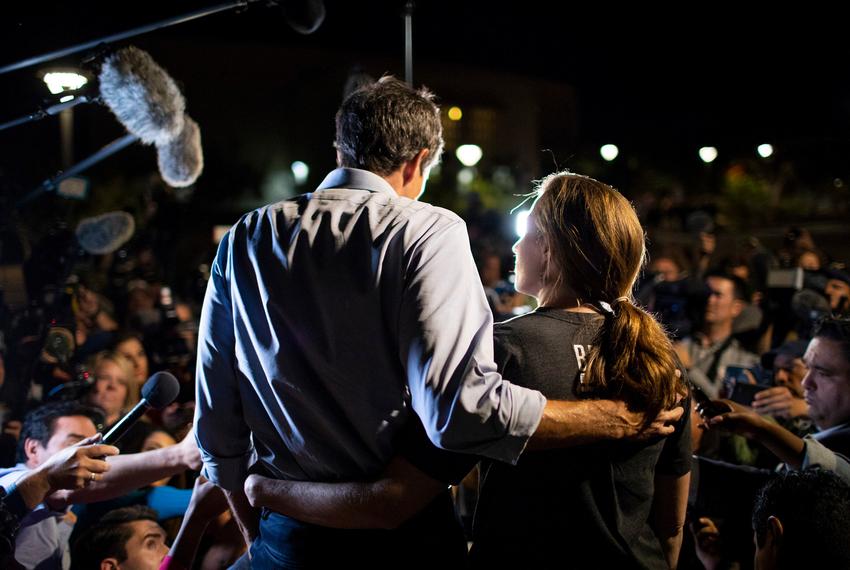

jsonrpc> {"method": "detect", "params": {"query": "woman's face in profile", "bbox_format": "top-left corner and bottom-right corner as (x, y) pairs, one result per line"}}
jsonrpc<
(512, 210), (547, 299)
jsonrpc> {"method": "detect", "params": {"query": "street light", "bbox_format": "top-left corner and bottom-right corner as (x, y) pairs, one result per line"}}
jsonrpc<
(757, 144), (774, 158)
(42, 71), (88, 95)
(600, 144), (619, 161)
(698, 146), (718, 163)
(291, 161), (309, 185)
(42, 70), (88, 168)
(456, 144), (483, 167)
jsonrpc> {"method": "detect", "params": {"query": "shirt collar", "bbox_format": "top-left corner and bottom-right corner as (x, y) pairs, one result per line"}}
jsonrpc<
(316, 167), (398, 197)
(814, 421), (850, 440)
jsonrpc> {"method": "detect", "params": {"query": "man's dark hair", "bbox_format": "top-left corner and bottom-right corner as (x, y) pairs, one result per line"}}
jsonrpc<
(752, 469), (850, 569)
(70, 506), (159, 570)
(334, 75), (444, 176)
(17, 401), (103, 462)
(705, 270), (748, 302)
(813, 315), (850, 367)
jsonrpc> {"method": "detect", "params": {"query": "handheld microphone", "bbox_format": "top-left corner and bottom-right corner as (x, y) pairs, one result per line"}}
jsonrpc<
(102, 371), (180, 446)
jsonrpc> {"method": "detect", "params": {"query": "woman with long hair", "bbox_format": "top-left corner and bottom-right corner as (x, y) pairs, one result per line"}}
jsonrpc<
(468, 171), (690, 568)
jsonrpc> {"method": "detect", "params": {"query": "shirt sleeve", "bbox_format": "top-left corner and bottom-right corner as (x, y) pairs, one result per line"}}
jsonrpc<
(398, 219), (545, 465)
(802, 438), (850, 484)
(194, 230), (254, 492)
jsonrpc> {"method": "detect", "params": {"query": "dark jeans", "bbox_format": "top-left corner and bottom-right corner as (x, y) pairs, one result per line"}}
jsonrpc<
(248, 489), (467, 569)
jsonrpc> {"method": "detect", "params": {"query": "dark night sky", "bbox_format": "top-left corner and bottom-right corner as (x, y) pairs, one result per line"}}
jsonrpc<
(2, 3), (850, 195)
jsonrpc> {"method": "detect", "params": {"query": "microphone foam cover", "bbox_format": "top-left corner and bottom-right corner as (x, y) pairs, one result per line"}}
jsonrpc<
(156, 115), (203, 187)
(75, 211), (136, 255)
(99, 46), (186, 145)
(141, 371), (181, 409)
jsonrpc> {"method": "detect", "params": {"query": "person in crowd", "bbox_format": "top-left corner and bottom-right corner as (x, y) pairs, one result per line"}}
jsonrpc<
(85, 351), (150, 454)
(689, 317), (850, 566)
(70, 506), (169, 570)
(751, 340), (812, 437)
(675, 271), (760, 398)
(0, 434), (117, 562)
(114, 333), (150, 387)
(0, 401), (200, 569)
(824, 268), (850, 316)
(750, 469), (850, 570)
(692, 469), (850, 570)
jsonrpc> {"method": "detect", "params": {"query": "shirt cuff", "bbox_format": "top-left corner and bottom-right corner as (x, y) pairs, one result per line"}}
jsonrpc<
(484, 386), (546, 465)
(201, 452), (254, 492)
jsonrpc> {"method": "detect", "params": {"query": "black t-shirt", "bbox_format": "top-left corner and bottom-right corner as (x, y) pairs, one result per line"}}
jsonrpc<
(470, 308), (692, 570)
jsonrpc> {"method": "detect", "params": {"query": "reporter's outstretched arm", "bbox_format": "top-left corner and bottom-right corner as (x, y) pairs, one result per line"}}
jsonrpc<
(58, 428), (199, 506)
(19, 434), (118, 509)
(707, 401), (805, 467)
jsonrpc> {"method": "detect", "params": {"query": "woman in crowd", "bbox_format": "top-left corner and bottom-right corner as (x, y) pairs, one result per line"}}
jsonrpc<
(85, 351), (150, 453)
(114, 332), (150, 386)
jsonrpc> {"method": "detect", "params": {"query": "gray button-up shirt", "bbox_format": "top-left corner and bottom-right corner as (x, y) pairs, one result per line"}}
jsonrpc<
(195, 168), (546, 490)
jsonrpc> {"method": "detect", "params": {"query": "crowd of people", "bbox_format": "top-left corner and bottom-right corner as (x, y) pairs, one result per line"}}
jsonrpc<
(0, 76), (848, 569)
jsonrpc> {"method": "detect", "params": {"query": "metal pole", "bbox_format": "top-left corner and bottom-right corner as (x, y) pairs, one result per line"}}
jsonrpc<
(18, 133), (139, 206)
(60, 108), (73, 168)
(0, 95), (93, 132)
(404, 1), (414, 85)
(0, 1), (252, 75)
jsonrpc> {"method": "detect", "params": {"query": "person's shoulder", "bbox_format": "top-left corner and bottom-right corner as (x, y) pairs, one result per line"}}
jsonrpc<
(400, 199), (464, 227)
(495, 310), (540, 331)
(226, 195), (311, 236)
(493, 311), (555, 342)
(727, 338), (759, 361)
(0, 464), (29, 487)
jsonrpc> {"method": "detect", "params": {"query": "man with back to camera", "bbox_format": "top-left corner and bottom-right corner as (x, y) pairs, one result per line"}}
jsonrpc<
(194, 76), (683, 566)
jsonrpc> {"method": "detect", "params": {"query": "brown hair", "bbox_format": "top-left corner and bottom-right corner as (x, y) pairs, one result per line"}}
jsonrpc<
(533, 172), (682, 428)
(334, 75), (444, 176)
